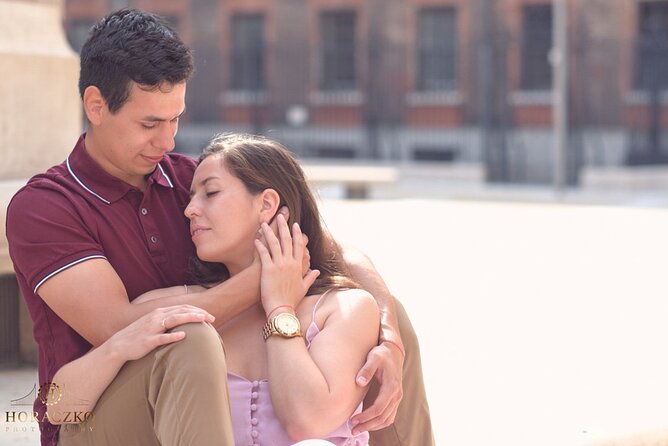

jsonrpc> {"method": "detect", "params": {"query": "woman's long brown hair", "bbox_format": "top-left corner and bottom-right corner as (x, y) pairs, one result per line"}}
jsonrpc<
(190, 133), (357, 294)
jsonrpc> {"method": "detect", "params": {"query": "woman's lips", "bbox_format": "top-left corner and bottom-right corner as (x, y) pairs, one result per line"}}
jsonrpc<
(190, 225), (210, 238)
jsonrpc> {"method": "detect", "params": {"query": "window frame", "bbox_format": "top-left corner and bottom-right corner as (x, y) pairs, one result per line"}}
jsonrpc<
(416, 6), (458, 92)
(230, 13), (266, 92)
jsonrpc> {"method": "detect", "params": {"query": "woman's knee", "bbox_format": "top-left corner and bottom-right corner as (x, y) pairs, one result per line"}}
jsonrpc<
(163, 322), (226, 364)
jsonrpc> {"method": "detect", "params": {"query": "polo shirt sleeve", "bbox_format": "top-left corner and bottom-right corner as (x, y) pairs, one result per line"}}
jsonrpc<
(6, 183), (106, 294)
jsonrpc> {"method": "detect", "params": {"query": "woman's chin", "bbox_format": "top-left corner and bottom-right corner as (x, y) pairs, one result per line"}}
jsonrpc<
(195, 245), (253, 267)
(195, 249), (220, 264)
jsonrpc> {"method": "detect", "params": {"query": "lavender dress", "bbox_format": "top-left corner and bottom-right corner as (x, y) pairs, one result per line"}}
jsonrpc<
(228, 292), (369, 446)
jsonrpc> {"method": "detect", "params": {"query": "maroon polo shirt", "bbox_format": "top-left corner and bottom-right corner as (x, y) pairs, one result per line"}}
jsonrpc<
(6, 134), (197, 446)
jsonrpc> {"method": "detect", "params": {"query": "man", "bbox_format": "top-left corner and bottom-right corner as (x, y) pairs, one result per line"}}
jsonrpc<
(6, 8), (433, 446)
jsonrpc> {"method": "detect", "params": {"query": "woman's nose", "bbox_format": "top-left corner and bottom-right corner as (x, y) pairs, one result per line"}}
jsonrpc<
(184, 201), (198, 219)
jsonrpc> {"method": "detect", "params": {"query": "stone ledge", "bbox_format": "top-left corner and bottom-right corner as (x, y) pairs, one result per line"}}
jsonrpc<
(582, 166), (668, 190)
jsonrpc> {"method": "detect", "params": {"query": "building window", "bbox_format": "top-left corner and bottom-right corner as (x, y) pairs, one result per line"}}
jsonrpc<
(412, 147), (457, 162)
(635, 1), (668, 91)
(520, 5), (552, 90)
(231, 14), (265, 91)
(320, 11), (356, 91)
(417, 7), (457, 91)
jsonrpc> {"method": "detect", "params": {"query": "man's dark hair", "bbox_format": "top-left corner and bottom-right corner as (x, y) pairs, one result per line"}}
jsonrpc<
(79, 8), (194, 113)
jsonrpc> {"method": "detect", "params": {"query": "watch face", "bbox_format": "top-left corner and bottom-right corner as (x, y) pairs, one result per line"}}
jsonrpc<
(275, 313), (300, 336)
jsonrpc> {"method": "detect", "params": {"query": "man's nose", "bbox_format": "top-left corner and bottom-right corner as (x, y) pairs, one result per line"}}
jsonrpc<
(154, 122), (177, 152)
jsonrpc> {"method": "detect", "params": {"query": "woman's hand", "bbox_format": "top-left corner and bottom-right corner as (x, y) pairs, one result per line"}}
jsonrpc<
(255, 206), (311, 278)
(254, 214), (320, 316)
(105, 305), (215, 362)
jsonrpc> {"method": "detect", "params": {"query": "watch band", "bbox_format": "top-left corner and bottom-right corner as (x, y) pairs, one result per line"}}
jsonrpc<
(262, 319), (276, 340)
(262, 313), (301, 340)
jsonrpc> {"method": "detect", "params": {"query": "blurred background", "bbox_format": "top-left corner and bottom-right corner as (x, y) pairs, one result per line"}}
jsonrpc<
(2, 1), (668, 445)
(62, 0), (668, 188)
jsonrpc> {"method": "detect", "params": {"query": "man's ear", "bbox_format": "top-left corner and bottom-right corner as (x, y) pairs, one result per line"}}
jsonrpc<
(259, 189), (280, 223)
(82, 86), (107, 126)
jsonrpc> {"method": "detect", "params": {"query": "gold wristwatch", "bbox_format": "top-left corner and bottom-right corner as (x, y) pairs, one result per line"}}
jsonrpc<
(263, 313), (302, 340)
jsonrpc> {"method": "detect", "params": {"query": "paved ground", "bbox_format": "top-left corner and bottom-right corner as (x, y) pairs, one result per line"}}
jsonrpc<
(2, 193), (668, 445)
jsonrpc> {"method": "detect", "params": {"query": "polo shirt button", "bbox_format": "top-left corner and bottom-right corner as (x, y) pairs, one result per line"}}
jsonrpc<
(252, 380), (259, 387)
(150, 236), (157, 243)
(141, 208), (148, 215)
(251, 418), (258, 425)
(251, 391), (258, 399)
(251, 430), (258, 438)
(250, 404), (257, 411)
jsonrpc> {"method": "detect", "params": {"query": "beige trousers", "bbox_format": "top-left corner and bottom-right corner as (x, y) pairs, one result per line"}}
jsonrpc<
(366, 299), (435, 446)
(58, 322), (234, 446)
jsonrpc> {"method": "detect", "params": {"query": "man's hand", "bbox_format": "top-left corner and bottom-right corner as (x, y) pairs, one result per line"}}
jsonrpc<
(351, 341), (404, 434)
(107, 305), (215, 362)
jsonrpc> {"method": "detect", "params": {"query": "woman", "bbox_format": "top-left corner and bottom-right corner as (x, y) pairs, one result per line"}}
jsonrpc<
(48, 133), (380, 445)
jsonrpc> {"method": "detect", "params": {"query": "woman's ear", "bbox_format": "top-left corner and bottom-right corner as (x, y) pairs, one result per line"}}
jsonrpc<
(258, 189), (280, 223)
(83, 86), (106, 126)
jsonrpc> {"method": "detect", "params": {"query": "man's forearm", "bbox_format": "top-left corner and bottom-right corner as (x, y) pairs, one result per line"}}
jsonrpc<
(129, 260), (261, 331)
(199, 260), (261, 328)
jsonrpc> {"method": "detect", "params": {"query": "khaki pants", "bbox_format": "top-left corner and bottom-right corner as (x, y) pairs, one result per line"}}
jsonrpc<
(58, 322), (234, 446)
(366, 299), (435, 446)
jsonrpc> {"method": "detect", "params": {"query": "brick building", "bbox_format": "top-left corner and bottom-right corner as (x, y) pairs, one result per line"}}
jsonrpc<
(63, 0), (668, 183)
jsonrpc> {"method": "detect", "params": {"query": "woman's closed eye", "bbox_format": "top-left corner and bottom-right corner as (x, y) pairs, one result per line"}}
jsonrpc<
(205, 191), (220, 198)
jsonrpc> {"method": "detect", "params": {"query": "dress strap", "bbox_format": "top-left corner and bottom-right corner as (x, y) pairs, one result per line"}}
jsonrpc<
(304, 288), (335, 347)
(309, 288), (334, 327)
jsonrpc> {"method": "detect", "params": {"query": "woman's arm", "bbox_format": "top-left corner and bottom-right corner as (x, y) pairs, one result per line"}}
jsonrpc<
(47, 305), (214, 424)
(131, 284), (206, 304)
(254, 216), (379, 440)
(267, 290), (379, 440)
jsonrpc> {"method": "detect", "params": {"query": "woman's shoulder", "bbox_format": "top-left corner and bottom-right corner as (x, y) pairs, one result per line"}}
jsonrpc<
(329, 287), (374, 302)
(298, 288), (378, 337)
(320, 288), (379, 318)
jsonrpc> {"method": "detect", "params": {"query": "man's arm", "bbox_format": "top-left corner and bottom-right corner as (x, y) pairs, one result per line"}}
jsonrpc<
(342, 245), (404, 354)
(340, 243), (405, 434)
(38, 257), (260, 347)
(47, 305), (215, 423)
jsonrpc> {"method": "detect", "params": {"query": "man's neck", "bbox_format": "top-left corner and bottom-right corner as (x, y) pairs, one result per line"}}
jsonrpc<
(84, 131), (148, 191)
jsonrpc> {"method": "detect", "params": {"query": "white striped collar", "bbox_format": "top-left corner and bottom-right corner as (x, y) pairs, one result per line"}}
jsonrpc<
(66, 155), (111, 204)
(157, 163), (174, 188)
